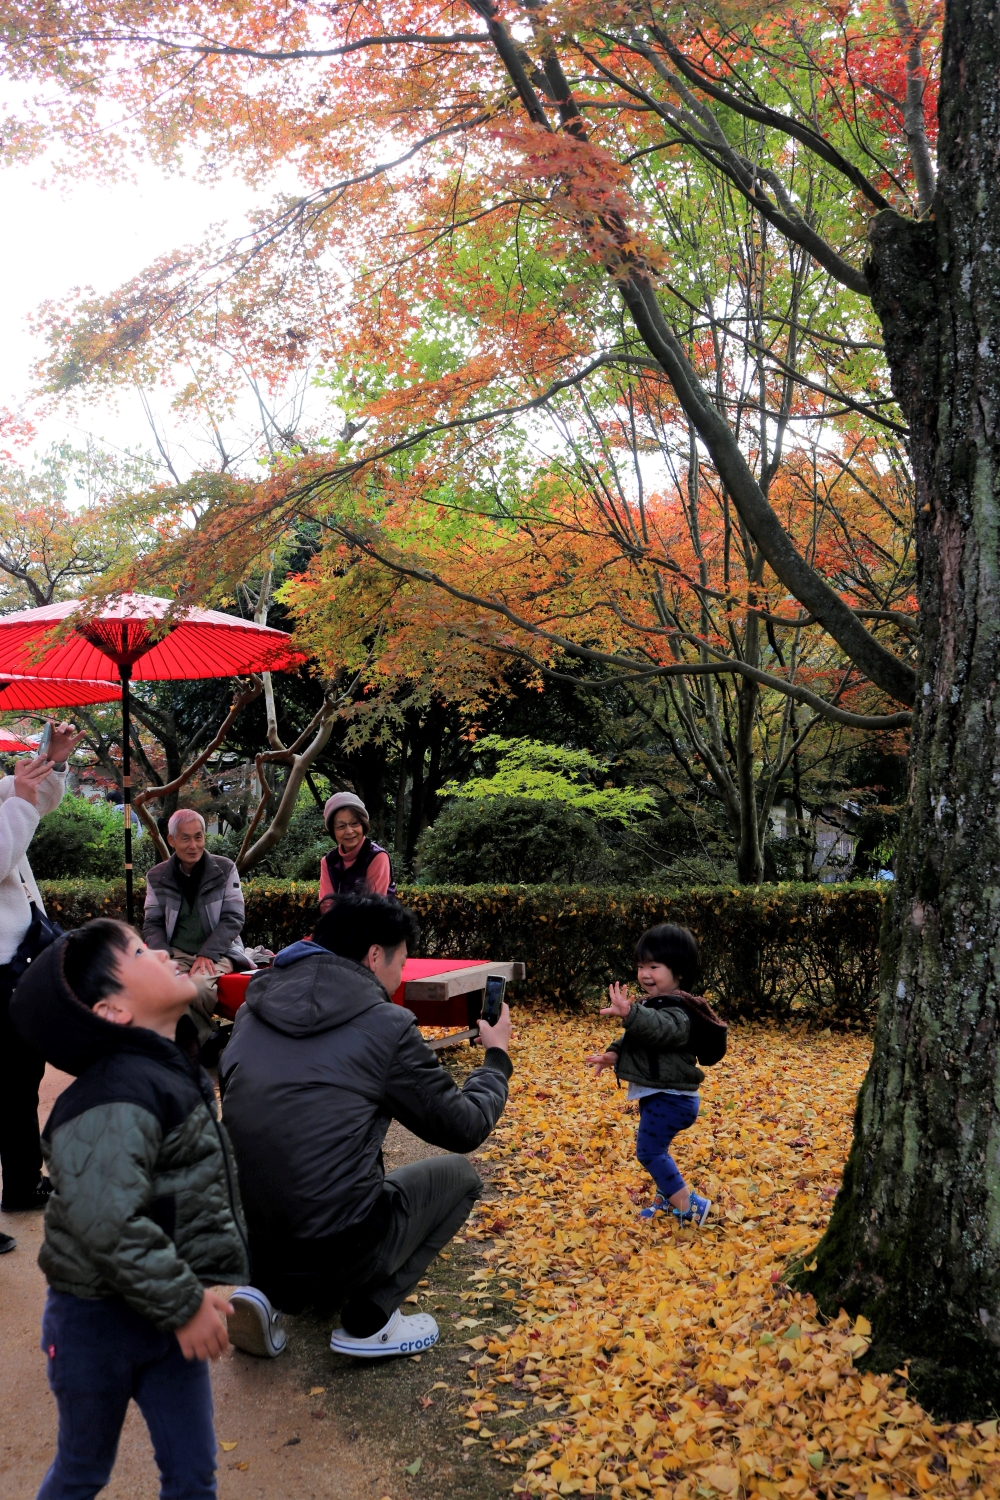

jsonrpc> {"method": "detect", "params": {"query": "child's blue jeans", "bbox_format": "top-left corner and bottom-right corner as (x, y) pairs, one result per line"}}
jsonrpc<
(37, 1290), (217, 1500)
(635, 1090), (700, 1199)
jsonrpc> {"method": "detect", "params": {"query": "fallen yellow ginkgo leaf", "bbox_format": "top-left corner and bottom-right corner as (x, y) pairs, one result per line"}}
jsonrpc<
(446, 1013), (997, 1500)
(698, 1463), (740, 1494)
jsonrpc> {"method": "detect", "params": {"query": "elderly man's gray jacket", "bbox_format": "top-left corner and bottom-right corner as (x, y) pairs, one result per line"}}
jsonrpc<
(219, 942), (512, 1256)
(143, 851), (251, 969)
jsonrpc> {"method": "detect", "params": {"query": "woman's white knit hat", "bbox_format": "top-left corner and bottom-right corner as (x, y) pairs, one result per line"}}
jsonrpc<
(323, 791), (369, 832)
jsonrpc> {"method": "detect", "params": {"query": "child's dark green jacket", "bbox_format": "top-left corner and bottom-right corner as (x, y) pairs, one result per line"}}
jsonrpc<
(608, 995), (705, 1092)
(10, 936), (249, 1331)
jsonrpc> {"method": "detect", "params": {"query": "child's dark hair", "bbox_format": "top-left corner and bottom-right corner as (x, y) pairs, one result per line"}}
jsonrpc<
(313, 893), (419, 964)
(634, 923), (700, 991)
(62, 919), (134, 1010)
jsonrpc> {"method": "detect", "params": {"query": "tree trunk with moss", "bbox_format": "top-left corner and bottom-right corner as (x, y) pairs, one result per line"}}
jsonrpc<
(803, 0), (1000, 1417)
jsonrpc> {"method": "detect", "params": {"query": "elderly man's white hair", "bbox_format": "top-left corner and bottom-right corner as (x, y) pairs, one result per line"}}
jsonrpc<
(167, 808), (206, 837)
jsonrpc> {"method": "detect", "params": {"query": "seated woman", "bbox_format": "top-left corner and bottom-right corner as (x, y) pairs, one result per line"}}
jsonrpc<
(319, 793), (397, 904)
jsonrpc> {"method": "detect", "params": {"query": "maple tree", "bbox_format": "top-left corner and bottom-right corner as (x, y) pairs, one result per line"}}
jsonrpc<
(4, 0), (999, 1413)
(281, 351), (913, 880)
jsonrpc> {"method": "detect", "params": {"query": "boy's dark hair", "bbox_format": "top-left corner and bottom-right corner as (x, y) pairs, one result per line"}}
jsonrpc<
(313, 893), (419, 964)
(634, 923), (700, 991)
(62, 919), (134, 1010)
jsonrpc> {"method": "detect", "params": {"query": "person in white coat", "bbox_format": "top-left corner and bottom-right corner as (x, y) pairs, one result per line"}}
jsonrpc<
(0, 723), (82, 1252)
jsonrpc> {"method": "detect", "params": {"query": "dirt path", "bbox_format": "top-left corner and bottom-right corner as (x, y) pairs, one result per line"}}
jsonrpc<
(1, 1060), (514, 1500)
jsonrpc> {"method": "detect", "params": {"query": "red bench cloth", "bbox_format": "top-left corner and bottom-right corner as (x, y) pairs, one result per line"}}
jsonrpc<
(215, 972), (252, 1021)
(213, 958), (486, 1023)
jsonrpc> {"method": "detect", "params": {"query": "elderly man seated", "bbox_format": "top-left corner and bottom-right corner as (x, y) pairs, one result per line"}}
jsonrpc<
(143, 809), (252, 1022)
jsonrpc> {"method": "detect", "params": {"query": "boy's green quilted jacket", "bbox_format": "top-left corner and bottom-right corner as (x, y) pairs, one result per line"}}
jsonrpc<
(10, 935), (249, 1331)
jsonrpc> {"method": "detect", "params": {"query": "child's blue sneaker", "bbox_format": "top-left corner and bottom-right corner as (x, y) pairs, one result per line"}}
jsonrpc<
(638, 1193), (668, 1220)
(673, 1192), (712, 1227)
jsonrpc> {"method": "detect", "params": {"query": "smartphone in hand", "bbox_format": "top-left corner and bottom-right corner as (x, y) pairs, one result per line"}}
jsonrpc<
(481, 974), (506, 1026)
(37, 721), (52, 760)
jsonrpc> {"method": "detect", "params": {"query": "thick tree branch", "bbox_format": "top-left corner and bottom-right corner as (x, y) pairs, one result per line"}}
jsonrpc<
(583, 39), (871, 295)
(466, 0), (554, 127)
(646, 29), (894, 213)
(887, 0), (937, 213)
(84, 30), (492, 62)
(616, 277), (917, 705)
(460, 12), (912, 704)
(236, 692), (344, 873)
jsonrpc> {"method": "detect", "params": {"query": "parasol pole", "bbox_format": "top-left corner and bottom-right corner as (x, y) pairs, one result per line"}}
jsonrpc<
(120, 664), (134, 926)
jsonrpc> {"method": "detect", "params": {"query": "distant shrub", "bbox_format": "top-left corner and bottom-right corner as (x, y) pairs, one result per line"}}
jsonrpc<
(29, 795), (158, 880)
(415, 797), (630, 885)
(37, 877), (885, 1027)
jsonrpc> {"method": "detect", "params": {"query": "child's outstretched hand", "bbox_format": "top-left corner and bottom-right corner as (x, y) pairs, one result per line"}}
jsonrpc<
(601, 981), (632, 1018)
(585, 1050), (617, 1076)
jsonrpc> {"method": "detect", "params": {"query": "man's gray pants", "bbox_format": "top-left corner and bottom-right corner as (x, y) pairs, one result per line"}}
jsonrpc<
(351, 1154), (482, 1322)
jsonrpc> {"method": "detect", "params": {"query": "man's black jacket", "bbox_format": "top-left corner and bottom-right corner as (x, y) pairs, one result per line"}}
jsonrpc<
(218, 941), (512, 1260)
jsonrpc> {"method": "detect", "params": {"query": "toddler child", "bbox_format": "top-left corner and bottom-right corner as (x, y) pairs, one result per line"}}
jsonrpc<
(586, 922), (715, 1225)
(9, 918), (250, 1500)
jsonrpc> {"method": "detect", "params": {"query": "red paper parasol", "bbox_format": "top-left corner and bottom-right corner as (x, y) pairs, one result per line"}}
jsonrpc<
(0, 595), (301, 682)
(0, 674), (120, 712)
(0, 594), (305, 921)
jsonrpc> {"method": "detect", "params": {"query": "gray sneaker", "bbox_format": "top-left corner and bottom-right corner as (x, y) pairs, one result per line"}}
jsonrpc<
(228, 1287), (287, 1358)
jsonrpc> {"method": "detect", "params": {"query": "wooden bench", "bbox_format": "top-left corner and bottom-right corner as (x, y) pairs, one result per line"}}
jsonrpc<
(391, 959), (525, 1048)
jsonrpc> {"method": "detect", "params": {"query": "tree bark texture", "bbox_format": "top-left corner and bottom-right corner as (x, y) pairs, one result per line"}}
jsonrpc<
(804, 0), (1000, 1417)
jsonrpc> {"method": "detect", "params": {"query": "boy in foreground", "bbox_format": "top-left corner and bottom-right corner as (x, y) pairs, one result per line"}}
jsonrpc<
(10, 919), (249, 1500)
(586, 923), (720, 1226)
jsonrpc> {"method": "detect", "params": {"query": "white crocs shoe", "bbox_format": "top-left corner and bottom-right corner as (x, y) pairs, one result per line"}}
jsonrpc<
(329, 1307), (440, 1359)
(227, 1286), (287, 1358)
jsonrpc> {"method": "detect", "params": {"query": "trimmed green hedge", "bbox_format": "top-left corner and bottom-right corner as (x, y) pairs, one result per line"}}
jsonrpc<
(37, 878), (885, 1027)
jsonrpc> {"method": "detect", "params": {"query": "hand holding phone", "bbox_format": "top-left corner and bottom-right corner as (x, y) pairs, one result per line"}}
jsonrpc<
(477, 1001), (511, 1053)
(481, 974), (506, 1026)
(36, 721), (52, 761)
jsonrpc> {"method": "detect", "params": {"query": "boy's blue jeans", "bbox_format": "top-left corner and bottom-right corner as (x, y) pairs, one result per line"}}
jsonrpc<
(37, 1290), (217, 1500)
(635, 1090), (700, 1199)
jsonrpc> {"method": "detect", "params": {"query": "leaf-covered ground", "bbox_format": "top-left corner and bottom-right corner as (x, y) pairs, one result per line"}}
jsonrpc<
(446, 1013), (1000, 1499)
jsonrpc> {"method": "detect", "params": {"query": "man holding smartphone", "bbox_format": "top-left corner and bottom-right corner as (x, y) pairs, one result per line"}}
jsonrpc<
(0, 721), (83, 1251)
(218, 892), (513, 1360)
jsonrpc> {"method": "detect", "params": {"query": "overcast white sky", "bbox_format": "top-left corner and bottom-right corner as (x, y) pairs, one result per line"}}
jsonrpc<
(0, 159), (271, 474)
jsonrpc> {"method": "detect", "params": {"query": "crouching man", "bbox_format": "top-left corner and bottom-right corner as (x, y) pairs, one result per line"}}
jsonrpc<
(219, 892), (513, 1360)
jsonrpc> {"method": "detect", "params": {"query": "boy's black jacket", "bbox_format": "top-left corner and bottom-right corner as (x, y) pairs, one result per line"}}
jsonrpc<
(10, 936), (249, 1330)
(608, 992), (708, 1091)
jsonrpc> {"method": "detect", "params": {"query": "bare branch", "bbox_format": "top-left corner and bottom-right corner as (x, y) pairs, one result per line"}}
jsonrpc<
(132, 678), (263, 838)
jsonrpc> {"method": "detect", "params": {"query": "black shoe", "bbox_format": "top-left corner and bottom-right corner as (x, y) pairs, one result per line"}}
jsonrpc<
(0, 1232), (15, 1253)
(1, 1177), (53, 1212)
(199, 1022), (233, 1070)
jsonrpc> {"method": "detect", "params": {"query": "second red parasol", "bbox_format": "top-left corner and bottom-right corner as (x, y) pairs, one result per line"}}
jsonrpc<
(0, 674), (120, 712)
(0, 729), (33, 752)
